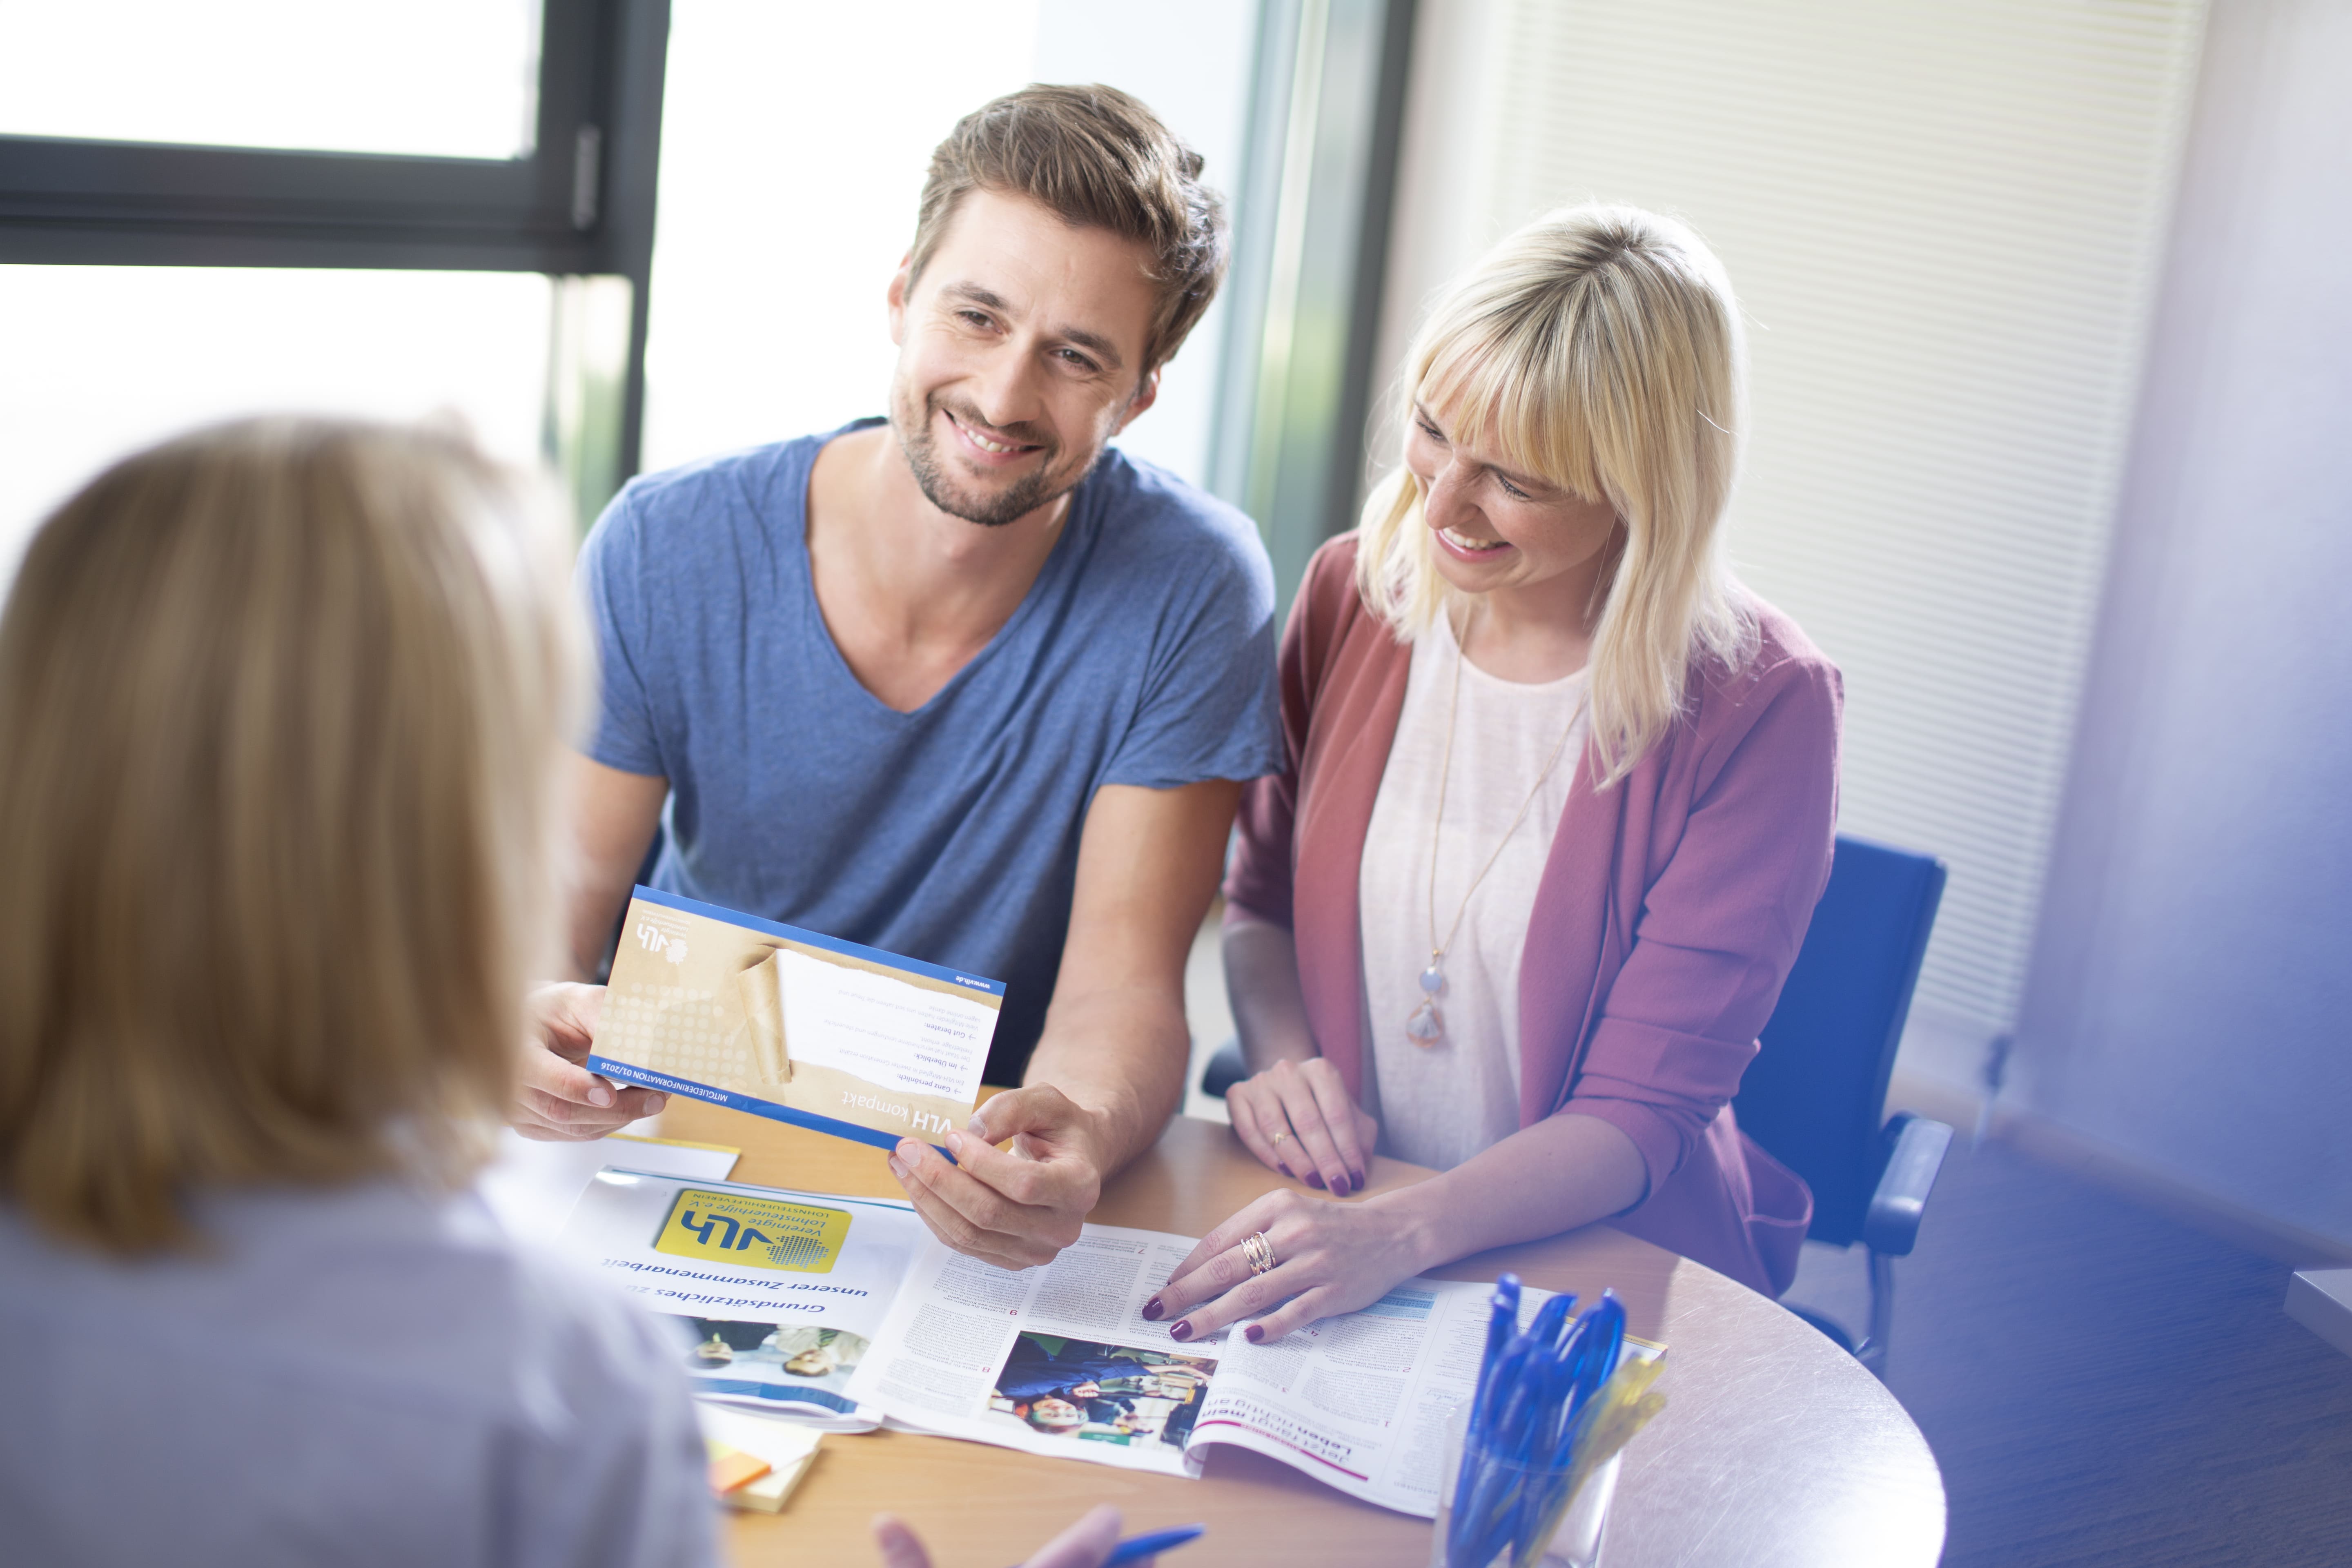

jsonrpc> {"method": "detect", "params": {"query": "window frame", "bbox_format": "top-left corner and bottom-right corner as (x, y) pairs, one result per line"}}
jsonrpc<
(0, 0), (670, 473)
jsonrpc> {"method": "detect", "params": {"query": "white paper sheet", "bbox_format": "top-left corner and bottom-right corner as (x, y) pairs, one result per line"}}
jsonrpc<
(474, 1126), (739, 1241)
(776, 948), (995, 1105)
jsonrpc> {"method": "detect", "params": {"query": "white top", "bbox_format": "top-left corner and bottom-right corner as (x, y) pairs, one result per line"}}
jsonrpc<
(1359, 612), (1589, 1172)
(0, 1179), (715, 1568)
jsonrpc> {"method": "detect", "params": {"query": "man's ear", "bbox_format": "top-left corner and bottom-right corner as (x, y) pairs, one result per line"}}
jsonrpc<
(886, 254), (914, 347)
(1114, 365), (1163, 433)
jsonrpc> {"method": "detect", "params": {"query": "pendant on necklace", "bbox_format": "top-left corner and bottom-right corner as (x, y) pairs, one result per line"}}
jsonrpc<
(1407, 961), (1446, 1045)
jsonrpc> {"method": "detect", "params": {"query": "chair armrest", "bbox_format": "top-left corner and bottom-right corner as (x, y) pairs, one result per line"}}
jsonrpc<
(1200, 1037), (1248, 1099)
(1861, 1113), (1952, 1256)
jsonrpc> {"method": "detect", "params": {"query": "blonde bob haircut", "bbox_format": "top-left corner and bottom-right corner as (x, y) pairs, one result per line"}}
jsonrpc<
(1356, 204), (1756, 787)
(0, 418), (584, 1254)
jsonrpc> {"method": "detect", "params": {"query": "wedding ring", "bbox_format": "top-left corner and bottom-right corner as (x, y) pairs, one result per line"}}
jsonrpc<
(1242, 1231), (1278, 1276)
(1270, 1129), (1290, 1149)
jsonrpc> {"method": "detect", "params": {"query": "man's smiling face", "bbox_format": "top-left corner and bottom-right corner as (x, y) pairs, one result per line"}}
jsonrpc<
(885, 188), (1162, 528)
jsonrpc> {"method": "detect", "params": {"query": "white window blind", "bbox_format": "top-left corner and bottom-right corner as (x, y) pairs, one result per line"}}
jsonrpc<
(1395, 0), (2207, 1058)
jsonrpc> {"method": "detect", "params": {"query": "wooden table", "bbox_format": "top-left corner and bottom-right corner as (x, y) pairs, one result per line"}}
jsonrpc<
(657, 1100), (1945, 1567)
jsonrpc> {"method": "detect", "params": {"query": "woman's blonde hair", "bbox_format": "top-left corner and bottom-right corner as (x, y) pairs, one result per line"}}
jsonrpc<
(0, 418), (583, 1253)
(1356, 204), (1756, 787)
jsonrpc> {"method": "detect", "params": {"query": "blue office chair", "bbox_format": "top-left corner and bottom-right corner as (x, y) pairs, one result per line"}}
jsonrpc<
(1200, 833), (1952, 1377)
(1734, 834), (1951, 1378)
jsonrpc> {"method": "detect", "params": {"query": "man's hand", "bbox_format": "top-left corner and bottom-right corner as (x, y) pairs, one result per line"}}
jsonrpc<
(886, 1085), (1112, 1268)
(510, 982), (668, 1141)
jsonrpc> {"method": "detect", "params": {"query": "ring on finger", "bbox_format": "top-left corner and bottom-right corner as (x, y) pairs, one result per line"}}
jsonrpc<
(1269, 1129), (1290, 1150)
(1242, 1231), (1277, 1276)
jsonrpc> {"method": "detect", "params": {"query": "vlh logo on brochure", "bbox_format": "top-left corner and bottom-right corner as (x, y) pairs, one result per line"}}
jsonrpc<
(654, 1187), (852, 1274)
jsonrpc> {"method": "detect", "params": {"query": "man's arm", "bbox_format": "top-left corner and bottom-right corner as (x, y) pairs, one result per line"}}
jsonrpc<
(886, 778), (1240, 1267)
(508, 755), (671, 1142)
(564, 752), (669, 982)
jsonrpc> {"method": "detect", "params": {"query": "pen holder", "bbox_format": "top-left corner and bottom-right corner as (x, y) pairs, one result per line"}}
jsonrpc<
(1430, 1402), (1619, 1568)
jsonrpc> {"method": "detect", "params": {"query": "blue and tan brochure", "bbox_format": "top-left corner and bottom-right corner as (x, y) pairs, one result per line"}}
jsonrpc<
(588, 886), (1003, 1154)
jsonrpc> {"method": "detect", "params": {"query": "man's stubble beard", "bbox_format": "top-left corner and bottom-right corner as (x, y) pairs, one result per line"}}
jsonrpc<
(892, 384), (1093, 529)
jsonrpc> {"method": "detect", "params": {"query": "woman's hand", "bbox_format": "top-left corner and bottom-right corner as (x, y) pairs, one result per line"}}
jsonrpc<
(1142, 1186), (1432, 1345)
(1225, 1057), (1378, 1196)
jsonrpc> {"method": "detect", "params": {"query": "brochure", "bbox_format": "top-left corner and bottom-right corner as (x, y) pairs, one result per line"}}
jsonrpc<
(588, 886), (1004, 1154)
(558, 1169), (928, 1431)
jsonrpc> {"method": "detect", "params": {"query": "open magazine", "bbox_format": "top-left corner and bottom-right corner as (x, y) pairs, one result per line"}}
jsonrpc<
(559, 1170), (1659, 1517)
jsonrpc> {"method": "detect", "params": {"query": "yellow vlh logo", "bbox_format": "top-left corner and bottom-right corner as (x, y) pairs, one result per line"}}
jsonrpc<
(654, 1188), (850, 1274)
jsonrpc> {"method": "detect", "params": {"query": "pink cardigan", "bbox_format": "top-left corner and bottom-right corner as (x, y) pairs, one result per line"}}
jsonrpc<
(1223, 537), (1841, 1297)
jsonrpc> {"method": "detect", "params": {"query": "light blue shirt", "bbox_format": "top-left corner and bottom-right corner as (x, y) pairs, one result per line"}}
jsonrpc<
(0, 1183), (714, 1568)
(579, 423), (1281, 1081)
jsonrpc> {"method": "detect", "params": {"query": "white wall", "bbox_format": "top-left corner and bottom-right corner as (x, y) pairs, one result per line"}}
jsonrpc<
(2013, 0), (2352, 1249)
(638, 0), (1043, 472)
(1029, 0), (1258, 486)
(1371, 0), (2206, 1082)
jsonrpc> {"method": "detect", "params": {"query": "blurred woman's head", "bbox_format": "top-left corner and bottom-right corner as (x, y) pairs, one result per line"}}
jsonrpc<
(1356, 203), (1755, 785)
(0, 418), (583, 1253)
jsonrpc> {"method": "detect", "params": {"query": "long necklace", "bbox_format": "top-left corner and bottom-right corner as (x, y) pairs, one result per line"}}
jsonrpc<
(1405, 610), (1585, 1046)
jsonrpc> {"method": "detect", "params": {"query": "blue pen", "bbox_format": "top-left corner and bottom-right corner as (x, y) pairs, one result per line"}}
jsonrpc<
(1448, 1277), (1523, 1563)
(1525, 1290), (1577, 1353)
(1105, 1525), (1205, 1566)
(1566, 1293), (1626, 1422)
(1471, 1274), (1521, 1427)
(1454, 1313), (1554, 1563)
(1478, 1295), (1622, 1568)
(1005, 1524), (1203, 1568)
(1531, 1312), (1594, 1455)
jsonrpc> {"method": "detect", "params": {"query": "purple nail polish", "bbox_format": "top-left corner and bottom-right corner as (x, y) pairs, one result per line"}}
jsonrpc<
(1331, 1173), (1352, 1196)
(1277, 1163), (1294, 1179)
(1169, 1321), (1193, 1343)
(1244, 1324), (1264, 1344)
(1140, 1297), (1165, 1322)
(1305, 1172), (1325, 1189)
(1351, 1170), (1368, 1192)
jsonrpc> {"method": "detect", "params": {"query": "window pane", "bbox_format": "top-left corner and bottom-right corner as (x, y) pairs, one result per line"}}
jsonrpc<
(0, 266), (552, 580)
(641, 0), (1259, 491)
(0, 2), (541, 160)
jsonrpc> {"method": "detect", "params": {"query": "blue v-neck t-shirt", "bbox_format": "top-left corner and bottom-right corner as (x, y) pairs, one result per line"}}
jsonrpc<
(577, 421), (1281, 1083)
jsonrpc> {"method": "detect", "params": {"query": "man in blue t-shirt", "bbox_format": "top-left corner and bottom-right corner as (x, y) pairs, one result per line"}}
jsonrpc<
(515, 86), (1281, 1270)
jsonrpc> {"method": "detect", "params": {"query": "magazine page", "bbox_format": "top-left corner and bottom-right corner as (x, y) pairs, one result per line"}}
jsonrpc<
(1192, 1281), (1665, 1518)
(843, 1225), (1235, 1477)
(589, 886), (1004, 1154)
(557, 1170), (927, 1430)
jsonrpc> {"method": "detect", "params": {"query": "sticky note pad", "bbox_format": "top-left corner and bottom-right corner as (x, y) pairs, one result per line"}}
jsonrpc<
(655, 1187), (851, 1274)
(699, 1405), (826, 1514)
(706, 1441), (773, 1494)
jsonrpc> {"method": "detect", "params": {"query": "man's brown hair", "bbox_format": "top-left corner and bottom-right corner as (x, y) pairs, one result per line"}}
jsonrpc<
(908, 83), (1229, 378)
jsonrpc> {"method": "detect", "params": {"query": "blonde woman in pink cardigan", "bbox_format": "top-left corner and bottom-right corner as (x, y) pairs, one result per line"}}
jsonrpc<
(1145, 206), (1841, 1346)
